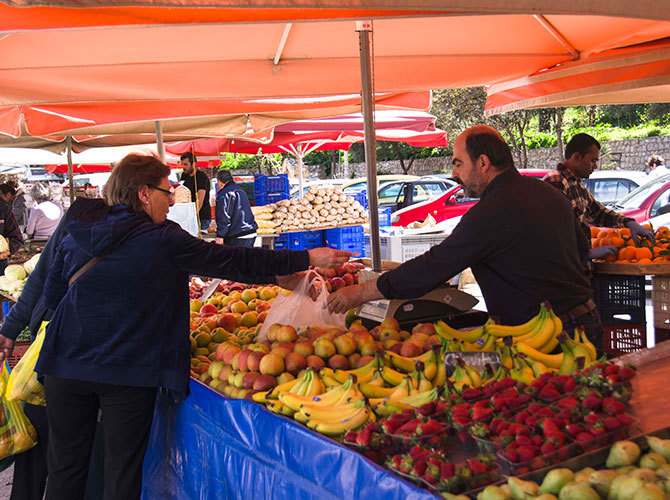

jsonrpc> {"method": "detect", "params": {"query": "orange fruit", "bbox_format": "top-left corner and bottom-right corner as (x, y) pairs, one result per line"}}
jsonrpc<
(590, 227), (601, 238)
(635, 247), (653, 260)
(610, 236), (625, 247)
(618, 247), (636, 261)
(637, 258), (652, 264)
(652, 257), (667, 263)
(618, 227), (631, 238)
(597, 229), (613, 239)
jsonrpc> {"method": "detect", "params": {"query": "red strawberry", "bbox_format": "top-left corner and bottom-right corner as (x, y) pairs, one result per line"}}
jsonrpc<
(356, 427), (371, 446)
(452, 415), (471, 426)
(546, 432), (565, 447)
(409, 445), (427, 460)
(468, 459), (488, 474)
(540, 442), (556, 455)
(515, 410), (530, 424)
(416, 402), (436, 417)
(603, 416), (621, 432)
(603, 398), (627, 416)
(411, 460), (427, 477)
(501, 448), (518, 462)
(617, 365), (635, 381)
(473, 399), (490, 409)
(604, 364), (619, 375)
(462, 387), (483, 400)
(489, 418), (504, 433)
(584, 412), (600, 426)
(535, 407), (555, 418)
(530, 379), (546, 392)
(525, 416), (538, 428)
(617, 414), (633, 426)
(492, 398), (510, 412)
(344, 431), (357, 443)
(472, 407), (494, 422)
(440, 462), (455, 479)
(418, 419), (444, 435)
(562, 377), (577, 393)
(557, 396), (579, 410)
(542, 418), (560, 437)
(515, 435), (533, 446)
(531, 435), (543, 446)
(539, 386), (561, 400)
(565, 424), (582, 438)
(538, 372), (554, 382)
(582, 392), (603, 411)
(527, 403), (543, 413)
(382, 419), (403, 433)
(496, 378), (517, 390)
(589, 424), (606, 437)
(516, 445), (537, 462)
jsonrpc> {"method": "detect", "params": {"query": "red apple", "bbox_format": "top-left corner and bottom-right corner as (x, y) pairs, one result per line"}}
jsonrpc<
(200, 303), (218, 316)
(247, 351), (265, 372)
(348, 353), (361, 369)
(217, 313), (237, 332)
(253, 374), (276, 391)
(356, 355), (375, 368)
(306, 355), (325, 370)
(259, 353), (284, 376)
(237, 349), (253, 371)
(242, 371), (260, 389)
(327, 354), (350, 370)
(276, 325), (298, 343)
(400, 341), (423, 358)
(285, 352), (307, 374)
(330, 277), (346, 291)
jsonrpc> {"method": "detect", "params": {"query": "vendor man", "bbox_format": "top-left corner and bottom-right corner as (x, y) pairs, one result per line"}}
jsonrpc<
(179, 152), (211, 233)
(543, 133), (654, 262)
(328, 125), (603, 352)
(0, 183), (24, 272)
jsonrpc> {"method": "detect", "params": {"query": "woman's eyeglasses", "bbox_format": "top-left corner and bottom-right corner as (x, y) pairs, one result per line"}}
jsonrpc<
(149, 185), (175, 199)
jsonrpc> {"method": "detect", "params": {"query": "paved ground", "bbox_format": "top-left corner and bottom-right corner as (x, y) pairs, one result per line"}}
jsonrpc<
(0, 464), (13, 500)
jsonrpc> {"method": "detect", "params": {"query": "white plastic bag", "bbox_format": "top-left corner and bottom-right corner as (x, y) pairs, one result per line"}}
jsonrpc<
(257, 272), (346, 341)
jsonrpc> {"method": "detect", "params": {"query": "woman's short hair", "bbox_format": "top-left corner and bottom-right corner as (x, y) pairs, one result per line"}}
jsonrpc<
(103, 154), (170, 212)
(30, 182), (50, 203)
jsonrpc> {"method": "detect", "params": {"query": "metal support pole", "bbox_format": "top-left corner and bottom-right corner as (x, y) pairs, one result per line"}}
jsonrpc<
(357, 22), (381, 272)
(66, 136), (74, 206)
(297, 143), (304, 200)
(155, 120), (165, 163)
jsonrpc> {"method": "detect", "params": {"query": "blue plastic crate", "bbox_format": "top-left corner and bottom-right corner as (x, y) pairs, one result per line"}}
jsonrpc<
(273, 233), (289, 250)
(254, 174), (289, 195)
(323, 226), (364, 256)
(255, 191), (289, 206)
(378, 207), (392, 226)
(288, 230), (324, 251)
(349, 190), (367, 209)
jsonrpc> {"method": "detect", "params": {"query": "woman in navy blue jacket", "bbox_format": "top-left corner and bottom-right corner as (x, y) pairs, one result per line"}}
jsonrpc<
(37, 154), (350, 500)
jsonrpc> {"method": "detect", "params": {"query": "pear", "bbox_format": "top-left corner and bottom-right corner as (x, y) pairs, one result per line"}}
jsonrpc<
(609, 475), (629, 500)
(607, 441), (641, 468)
(575, 468), (597, 483)
(508, 477), (539, 500)
(655, 464), (670, 480)
(611, 476), (645, 500)
(500, 484), (513, 498)
(540, 469), (576, 495)
(618, 466), (636, 475)
(536, 495), (558, 500)
(628, 468), (658, 484)
(639, 452), (667, 470)
(478, 485), (509, 500)
(589, 469), (619, 497)
(646, 436), (670, 461)
(631, 484), (666, 500)
(558, 483), (600, 500)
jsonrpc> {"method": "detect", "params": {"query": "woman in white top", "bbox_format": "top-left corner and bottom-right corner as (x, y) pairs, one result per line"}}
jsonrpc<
(25, 183), (63, 240)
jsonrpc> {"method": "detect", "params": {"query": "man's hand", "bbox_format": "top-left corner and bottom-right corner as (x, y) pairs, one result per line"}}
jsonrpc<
(626, 221), (655, 244)
(215, 238), (224, 245)
(0, 334), (15, 363)
(589, 245), (619, 260)
(327, 279), (384, 314)
(0, 251), (9, 260)
(307, 248), (353, 269)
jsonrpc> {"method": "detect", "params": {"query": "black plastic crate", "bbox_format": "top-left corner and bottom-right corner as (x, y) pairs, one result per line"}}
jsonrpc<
(603, 323), (646, 357)
(593, 274), (645, 325)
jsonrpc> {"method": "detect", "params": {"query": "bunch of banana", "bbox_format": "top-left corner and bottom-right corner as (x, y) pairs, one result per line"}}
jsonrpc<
(449, 357), (482, 391)
(556, 332), (591, 374)
(326, 355), (383, 384)
(280, 373), (354, 412)
(507, 353), (535, 385)
(486, 302), (562, 354)
(371, 387), (440, 417)
(384, 347), (434, 373)
(303, 398), (372, 436)
(435, 319), (487, 344)
(253, 373), (302, 403)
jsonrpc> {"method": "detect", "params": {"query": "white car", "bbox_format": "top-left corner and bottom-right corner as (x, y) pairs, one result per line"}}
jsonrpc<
(585, 170), (649, 205)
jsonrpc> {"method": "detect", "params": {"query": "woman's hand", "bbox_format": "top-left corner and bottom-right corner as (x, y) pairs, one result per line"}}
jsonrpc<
(307, 248), (353, 269)
(0, 334), (15, 362)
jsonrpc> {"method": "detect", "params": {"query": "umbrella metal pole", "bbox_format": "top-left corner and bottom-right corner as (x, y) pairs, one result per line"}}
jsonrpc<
(297, 143), (304, 200)
(66, 136), (74, 206)
(155, 120), (165, 163)
(357, 23), (381, 272)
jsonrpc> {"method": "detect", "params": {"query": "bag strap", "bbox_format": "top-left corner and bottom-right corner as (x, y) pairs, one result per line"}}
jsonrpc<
(68, 255), (102, 288)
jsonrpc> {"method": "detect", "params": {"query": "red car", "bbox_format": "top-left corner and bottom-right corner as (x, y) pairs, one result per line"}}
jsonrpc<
(391, 169), (553, 227)
(609, 174), (670, 223)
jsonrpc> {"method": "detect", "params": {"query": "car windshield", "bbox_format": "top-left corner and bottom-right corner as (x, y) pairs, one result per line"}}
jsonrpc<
(611, 175), (670, 210)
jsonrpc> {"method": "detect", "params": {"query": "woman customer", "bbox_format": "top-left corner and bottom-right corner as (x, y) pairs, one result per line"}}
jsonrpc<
(37, 154), (351, 500)
(25, 182), (63, 240)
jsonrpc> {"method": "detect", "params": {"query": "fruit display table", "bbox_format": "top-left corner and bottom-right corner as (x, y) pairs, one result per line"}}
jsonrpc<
(141, 380), (439, 500)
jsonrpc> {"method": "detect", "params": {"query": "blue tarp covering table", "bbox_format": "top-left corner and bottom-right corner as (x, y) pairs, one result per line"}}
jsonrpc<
(142, 380), (439, 500)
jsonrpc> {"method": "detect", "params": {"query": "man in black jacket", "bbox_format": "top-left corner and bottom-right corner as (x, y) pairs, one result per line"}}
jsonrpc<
(214, 169), (258, 247)
(328, 125), (604, 351)
(0, 183), (24, 273)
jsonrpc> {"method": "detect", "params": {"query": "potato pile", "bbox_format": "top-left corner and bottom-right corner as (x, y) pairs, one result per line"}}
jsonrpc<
(253, 186), (368, 234)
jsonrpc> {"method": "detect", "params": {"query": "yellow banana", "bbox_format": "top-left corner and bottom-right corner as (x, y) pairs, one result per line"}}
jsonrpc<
(537, 334), (559, 354)
(302, 398), (366, 420)
(476, 333), (497, 352)
(485, 305), (545, 337)
(434, 320), (457, 341)
(515, 340), (563, 369)
(286, 370), (312, 397)
(281, 377), (352, 410)
(464, 365), (482, 387)
(431, 362), (447, 388)
(358, 382), (396, 398)
(331, 356), (381, 384)
(304, 372), (325, 397)
(384, 349), (432, 373)
(514, 307), (549, 343)
(293, 411), (309, 424)
(558, 334), (575, 374)
(267, 375), (301, 399)
(578, 327), (597, 361)
(531, 360), (551, 378)
(523, 309), (557, 350)
(436, 321), (485, 343)
(267, 400), (295, 417)
(422, 347), (440, 380)
(252, 390), (270, 404)
(314, 406), (370, 436)
(389, 376), (412, 399)
(365, 369), (385, 387)
(394, 387), (439, 407)
(321, 373), (342, 388)
(380, 365), (405, 386)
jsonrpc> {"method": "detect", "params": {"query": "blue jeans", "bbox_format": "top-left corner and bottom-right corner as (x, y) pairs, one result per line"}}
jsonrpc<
(224, 236), (255, 247)
(200, 219), (211, 232)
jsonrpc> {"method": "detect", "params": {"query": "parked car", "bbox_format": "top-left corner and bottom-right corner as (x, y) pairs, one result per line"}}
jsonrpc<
(584, 170), (649, 205)
(341, 174), (418, 195)
(420, 174), (459, 188)
(377, 179), (453, 211)
(23, 165), (65, 183)
(391, 169), (553, 227)
(607, 174), (670, 223)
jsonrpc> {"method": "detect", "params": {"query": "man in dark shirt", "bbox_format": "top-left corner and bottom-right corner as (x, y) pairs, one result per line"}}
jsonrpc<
(179, 152), (211, 233)
(0, 183), (25, 274)
(328, 125), (604, 350)
(214, 170), (258, 247)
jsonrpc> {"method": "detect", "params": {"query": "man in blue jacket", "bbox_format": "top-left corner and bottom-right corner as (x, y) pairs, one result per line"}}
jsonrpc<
(214, 169), (258, 247)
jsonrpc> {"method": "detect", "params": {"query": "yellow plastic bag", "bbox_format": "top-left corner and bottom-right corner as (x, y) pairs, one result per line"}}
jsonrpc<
(5, 322), (47, 406)
(0, 363), (37, 460)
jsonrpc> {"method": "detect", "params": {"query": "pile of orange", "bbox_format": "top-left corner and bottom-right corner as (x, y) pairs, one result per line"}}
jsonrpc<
(590, 225), (670, 263)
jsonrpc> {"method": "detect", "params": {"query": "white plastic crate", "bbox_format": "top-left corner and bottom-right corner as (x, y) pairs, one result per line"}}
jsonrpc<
(364, 233), (448, 263)
(652, 276), (670, 328)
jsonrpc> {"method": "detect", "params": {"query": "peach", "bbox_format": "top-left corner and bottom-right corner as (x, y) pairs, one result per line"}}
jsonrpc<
(242, 371), (260, 389)
(379, 328), (401, 342)
(306, 355), (325, 370)
(352, 332), (374, 350)
(253, 374), (276, 391)
(400, 341), (423, 358)
(276, 325), (298, 343)
(360, 342), (378, 357)
(423, 336), (441, 352)
(222, 345), (242, 365)
(356, 355), (375, 368)
(240, 289), (257, 304)
(313, 338), (336, 359)
(230, 301), (248, 314)
(237, 349), (253, 371)
(257, 311), (268, 324)
(259, 353), (284, 376)
(333, 334), (357, 356)
(388, 343), (403, 354)
(240, 311), (258, 328)
(285, 352), (307, 374)
(270, 347), (290, 359)
(327, 354), (350, 370)
(348, 353), (361, 369)
(412, 323), (437, 335)
(247, 351), (265, 372)
(266, 323), (282, 342)
(380, 317), (400, 331)
(293, 341), (314, 358)
(276, 372), (295, 385)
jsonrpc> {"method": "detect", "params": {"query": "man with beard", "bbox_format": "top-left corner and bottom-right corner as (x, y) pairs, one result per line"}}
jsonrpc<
(179, 152), (211, 233)
(328, 125), (602, 350)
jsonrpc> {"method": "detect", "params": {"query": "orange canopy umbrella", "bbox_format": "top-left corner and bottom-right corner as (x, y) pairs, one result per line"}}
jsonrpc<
(485, 39), (670, 115)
